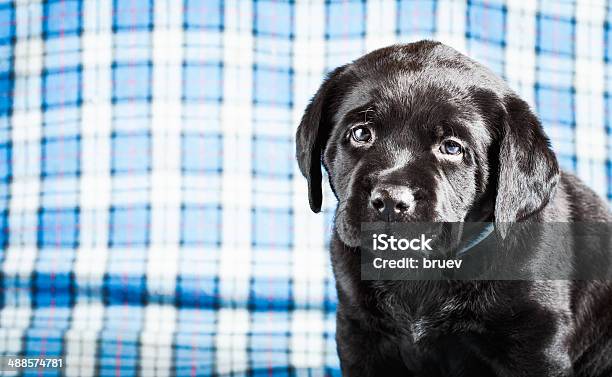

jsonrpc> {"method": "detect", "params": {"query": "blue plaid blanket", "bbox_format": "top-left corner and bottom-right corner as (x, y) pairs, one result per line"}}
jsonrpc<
(0, 0), (611, 376)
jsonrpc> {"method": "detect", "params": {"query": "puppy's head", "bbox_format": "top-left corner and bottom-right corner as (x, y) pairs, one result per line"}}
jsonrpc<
(296, 41), (559, 246)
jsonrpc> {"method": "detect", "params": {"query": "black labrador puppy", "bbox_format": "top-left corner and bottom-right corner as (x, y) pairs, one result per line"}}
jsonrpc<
(295, 41), (612, 377)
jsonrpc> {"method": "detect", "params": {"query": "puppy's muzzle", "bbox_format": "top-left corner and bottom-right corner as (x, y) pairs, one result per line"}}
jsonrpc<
(370, 185), (414, 221)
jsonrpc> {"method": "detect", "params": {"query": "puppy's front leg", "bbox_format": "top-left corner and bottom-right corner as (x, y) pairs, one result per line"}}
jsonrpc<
(336, 311), (410, 377)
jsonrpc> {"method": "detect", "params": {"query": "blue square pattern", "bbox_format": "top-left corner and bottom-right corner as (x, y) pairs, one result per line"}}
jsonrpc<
(99, 331), (140, 376)
(536, 87), (574, 125)
(182, 134), (222, 173)
(0, 74), (11, 115)
(0, 45), (11, 74)
(251, 277), (292, 310)
(253, 137), (293, 178)
(43, 69), (81, 108)
(175, 308), (216, 333)
(44, 0), (81, 37)
(538, 15), (575, 56)
(327, 0), (365, 38)
(252, 208), (292, 249)
(34, 272), (73, 307)
(558, 154), (576, 173)
(606, 9), (612, 63)
(106, 275), (146, 304)
(181, 205), (221, 246)
(468, 2), (505, 43)
(113, 64), (151, 101)
(0, 3), (14, 44)
(254, 67), (292, 106)
(255, 0), (292, 37)
(42, 137), (79, 177)
(607, 95), (612, 129)
(24, 333), (67, 369)
(398, 1), (436, 34)
(0, 183), (7, 212)
(0, 210), (6, 249)
(99, 364), (138, 377)
(185, 0), (222, 30)
(44, 37), (82, 70)
(25, 331), (64, 355)
(467, 40), (505, 76)
(536, 56), (574, 89)
(111, 132), (150, 174)
(114, 0), (151, 30)
(0, 142), (10, 179)
(177, 276), (218, 308)
(109, 206), (150, 247)
(174, 330), (214, 376)
(250, 333), (290, 370)
(183, 63), (222, 102)
(38, 208), (79, 248)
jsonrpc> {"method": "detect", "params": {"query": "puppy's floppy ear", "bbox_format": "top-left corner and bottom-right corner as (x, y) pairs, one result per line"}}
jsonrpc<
(495, 95), (559, 230)
(296, 66), (347, 213)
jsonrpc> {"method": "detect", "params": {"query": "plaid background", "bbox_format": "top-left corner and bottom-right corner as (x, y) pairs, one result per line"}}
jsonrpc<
(0, 0), (611, 376)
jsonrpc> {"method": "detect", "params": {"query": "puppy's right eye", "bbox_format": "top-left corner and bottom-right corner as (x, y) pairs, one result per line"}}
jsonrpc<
(440, 139), (463, 156)
(350, 126), (372, 143)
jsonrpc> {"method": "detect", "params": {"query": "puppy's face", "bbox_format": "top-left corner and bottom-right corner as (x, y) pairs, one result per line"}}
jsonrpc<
(297, 41), (559, 247)
(325, 80), (495, 243)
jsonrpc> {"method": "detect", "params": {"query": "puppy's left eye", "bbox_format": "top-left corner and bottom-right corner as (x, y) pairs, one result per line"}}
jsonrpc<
(440, 140), (463, 155)
(350, 126), (372, 143)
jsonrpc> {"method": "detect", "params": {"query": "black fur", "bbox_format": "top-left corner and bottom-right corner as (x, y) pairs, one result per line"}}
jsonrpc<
(296, 41), (612, 377)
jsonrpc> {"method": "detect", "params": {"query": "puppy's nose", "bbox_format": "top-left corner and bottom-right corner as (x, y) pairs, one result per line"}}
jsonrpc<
(370, 186), (413, 221)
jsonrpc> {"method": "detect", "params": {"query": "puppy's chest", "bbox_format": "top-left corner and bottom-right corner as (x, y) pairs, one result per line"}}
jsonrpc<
(368, 286), (480, 344)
